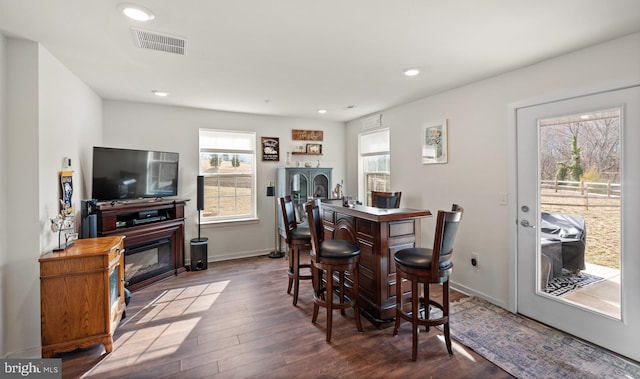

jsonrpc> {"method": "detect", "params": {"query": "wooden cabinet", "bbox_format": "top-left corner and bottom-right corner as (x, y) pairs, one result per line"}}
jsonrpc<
(39, 236), (126, 358)
(277, 167), (332, 223)
(320, 201), (431, 327)
(96, 199), (187, 291)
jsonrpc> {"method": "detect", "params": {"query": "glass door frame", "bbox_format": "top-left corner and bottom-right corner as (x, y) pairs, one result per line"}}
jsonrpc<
(507, 81), (640, 361)
(507, 80), (638, 312)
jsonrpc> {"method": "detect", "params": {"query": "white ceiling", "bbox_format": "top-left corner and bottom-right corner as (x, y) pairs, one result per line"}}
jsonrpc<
(1, 1), (639, 122)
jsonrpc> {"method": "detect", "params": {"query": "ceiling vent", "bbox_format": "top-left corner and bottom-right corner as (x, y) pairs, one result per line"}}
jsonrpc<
(361, 114), (382, 130)
(131, 28), (187, 55)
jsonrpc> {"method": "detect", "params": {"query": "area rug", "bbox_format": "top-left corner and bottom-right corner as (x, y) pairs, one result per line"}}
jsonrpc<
(543, 271), (604, 296)
(449, 297), (640, 379)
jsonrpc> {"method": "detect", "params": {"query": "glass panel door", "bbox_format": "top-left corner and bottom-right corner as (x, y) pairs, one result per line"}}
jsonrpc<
(515, 85), (640, 361)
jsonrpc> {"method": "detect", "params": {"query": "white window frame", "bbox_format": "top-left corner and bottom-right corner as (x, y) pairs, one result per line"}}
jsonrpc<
(199, 128), (257, 223)
(358, 128), (391, 205)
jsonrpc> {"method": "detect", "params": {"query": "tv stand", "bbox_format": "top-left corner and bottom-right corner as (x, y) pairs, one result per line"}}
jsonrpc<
(96, 198), (188, 291)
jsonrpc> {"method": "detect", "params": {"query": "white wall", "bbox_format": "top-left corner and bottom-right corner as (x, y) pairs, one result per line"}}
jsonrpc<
(2, 37), (102, 358)
(346, 32), (640, 307)
(38, 46), (103, 250)
(4, 38), (41, 359)
(103, 101), (347, 261)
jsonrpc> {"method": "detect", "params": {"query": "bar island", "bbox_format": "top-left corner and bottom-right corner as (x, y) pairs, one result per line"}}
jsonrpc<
(320, 200), (431, 327)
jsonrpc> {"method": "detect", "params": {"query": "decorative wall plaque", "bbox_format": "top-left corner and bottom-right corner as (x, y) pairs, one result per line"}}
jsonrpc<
(261, 137), (280, 161)
(292, 129), (323, 141)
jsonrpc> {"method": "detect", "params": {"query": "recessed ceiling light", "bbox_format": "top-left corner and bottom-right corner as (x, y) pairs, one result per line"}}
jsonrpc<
(152, 90), (168, 97)
(403, 68), (420, 77)
(119, 3), (155, 22)
(317, 109), (327, 114)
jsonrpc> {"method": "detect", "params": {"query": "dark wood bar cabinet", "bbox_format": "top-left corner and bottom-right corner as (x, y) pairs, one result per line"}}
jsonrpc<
(320, 201), (431, 327)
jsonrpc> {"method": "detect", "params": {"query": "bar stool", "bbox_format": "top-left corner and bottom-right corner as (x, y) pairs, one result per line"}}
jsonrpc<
(393, 204), (463, 361)
(279, 195), (312, 306)
(305, 199), (363, 342)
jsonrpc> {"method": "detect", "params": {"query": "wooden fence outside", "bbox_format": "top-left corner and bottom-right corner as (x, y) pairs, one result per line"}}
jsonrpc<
(540, 179), (620, 210)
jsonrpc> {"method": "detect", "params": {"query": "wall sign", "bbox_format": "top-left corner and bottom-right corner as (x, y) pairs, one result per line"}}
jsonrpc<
(292, 129), (323, 141)
(261, 137), (280, 161)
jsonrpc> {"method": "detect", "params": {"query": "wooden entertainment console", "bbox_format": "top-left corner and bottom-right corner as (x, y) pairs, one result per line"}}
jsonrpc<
(96, 198), (188, 291)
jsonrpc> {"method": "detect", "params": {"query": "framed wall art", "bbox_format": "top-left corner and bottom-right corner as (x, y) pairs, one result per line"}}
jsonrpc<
(292, 129), (323, 141)
(422, 119), (448, 164)
(261, 137), (280, 161)
(306, 143), (322, 154)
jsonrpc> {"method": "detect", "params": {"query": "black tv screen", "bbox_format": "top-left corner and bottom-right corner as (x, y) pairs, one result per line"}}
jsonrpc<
(92, 147), (179, 202)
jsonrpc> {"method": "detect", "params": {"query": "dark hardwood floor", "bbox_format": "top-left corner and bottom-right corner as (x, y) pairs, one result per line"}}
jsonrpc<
(59, 253), (513, 378)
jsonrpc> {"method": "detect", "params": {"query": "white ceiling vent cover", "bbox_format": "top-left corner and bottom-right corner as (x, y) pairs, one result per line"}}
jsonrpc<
(131, 28), (187, 55)
(361, 114), (382, 130)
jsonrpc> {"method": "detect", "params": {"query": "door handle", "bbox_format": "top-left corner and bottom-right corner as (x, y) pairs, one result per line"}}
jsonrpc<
(520, 219), (536, 228)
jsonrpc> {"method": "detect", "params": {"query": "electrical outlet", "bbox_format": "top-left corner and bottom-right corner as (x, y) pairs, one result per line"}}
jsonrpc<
(471, 253), (479, 268)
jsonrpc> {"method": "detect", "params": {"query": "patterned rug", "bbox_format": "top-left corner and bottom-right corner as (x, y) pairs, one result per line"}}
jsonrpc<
(543, 271), (604, 296)
(449, 297), (640, 379)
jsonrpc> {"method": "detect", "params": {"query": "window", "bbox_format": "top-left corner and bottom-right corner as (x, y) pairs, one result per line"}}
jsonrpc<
(359, 129), (390, 206)
(199, 129), (256, 222)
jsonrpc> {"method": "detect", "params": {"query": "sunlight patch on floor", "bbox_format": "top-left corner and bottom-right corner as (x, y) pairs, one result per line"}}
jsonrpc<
(82, 280), (232, 377)
(437, 334), (477, 362)
(562, 263), (620, 319)
(137, 280), (229, 324)
(83, 317), (201, 377)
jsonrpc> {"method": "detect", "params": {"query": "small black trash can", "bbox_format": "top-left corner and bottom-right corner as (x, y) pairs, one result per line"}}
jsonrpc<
(190, 237), (208, 271)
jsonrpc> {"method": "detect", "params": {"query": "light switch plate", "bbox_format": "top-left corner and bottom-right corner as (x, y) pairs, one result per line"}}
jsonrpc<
(499, 192), (508, 206)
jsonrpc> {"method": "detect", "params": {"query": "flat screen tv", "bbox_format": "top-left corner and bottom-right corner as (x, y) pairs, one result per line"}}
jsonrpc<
(92, 146), (179, 202)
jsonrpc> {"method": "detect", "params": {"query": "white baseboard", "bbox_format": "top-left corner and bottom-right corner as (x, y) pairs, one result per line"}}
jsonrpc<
(4, 346), (41, 359)
(208, 249), (271, 263)
(450, 280), (509, 310)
